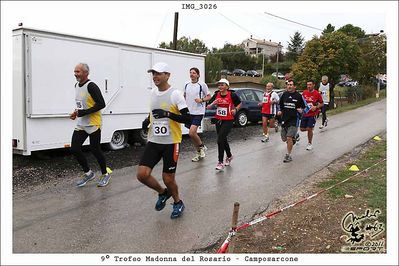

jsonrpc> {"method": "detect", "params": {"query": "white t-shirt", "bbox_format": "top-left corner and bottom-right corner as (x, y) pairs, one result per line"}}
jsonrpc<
(184, 81), (209, 115)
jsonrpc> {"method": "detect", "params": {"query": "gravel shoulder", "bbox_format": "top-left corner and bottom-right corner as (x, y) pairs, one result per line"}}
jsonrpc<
(12, 122), (264, 194)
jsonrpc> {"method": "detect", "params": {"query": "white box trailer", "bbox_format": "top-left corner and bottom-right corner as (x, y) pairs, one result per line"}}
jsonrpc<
(13, 27), (205, 155)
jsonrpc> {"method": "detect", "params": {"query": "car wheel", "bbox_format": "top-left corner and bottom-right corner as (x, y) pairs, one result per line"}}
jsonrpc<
(107, 130), (128, 150)
(235, 110), (248, 127)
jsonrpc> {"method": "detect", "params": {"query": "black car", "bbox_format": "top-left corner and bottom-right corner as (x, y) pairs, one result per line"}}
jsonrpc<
(232, 69), (246, 76)
(246, 70), (261, 77)
(205, 88), (283, 127)
(220, 69), (232, 76)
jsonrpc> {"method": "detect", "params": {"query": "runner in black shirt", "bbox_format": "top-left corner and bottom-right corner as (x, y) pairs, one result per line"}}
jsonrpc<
(277, 79), (306, 162)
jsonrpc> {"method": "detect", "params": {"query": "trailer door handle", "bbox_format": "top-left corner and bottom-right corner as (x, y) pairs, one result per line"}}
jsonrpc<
(105, 78), (108, 93)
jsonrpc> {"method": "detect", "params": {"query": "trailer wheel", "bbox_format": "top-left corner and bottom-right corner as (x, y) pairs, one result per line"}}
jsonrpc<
(133, 129), (148, 146)
(107, 130), (128, 150)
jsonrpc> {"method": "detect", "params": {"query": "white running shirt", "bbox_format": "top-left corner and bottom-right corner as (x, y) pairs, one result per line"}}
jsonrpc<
(184, 81), (209, 115)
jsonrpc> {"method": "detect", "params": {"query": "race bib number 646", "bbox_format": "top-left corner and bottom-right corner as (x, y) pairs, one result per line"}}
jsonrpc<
(76, 100), (83, 110)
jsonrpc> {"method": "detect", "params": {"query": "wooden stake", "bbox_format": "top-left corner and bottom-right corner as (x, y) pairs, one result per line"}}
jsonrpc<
(227, 202), (240, 253)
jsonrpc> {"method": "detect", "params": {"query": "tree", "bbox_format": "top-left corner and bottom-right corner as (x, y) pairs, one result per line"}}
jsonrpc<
(215, 43), (257, 71)
(291, 31), (362, 90)
(356, 34), (386, 84)
(269, 51), (285, 63)
(159, 36), (209, 54)
(286, 31), (305, 62)
(205, 54), (223, 83)
(322, 23), (335, 36)
(337, 24), (366, 39)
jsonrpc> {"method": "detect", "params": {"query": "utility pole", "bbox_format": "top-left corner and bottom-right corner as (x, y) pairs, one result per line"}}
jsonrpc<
(172, 12), (179, 50)
(262, 53), (265, 77)
(275, 42), (281, 77)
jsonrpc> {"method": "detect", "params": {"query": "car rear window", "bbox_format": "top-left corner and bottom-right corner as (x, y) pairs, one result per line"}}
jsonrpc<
(240, 90), (256, 101)
(253, 90), (264, 101)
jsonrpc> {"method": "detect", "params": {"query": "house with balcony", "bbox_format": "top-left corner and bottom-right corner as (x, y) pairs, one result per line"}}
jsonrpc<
(242, 36), (282, 58)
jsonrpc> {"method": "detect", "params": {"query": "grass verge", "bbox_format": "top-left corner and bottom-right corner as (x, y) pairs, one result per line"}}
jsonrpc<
(328, 94), (386, 116)
(318, 139), (386, 222)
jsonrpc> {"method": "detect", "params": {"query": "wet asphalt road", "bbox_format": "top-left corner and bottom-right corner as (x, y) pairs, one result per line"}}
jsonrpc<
(12, 100), (386, 253)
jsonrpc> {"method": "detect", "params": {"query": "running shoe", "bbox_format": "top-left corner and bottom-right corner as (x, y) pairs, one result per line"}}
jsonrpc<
(199, 145), (207, 158)
(261, 135), (269, 142)
(191, 151), (201, 162)
(215, 162), (225, 171)
(319, 124), (324, 129)
(170, 200), (185, 219)
(97, 173), (111, 187)
(283, 154), (292, 163)
(225, 156), (233, 166)
(155, 189), (171, 211)
(76, 171), (95, 187)
(306, 143), (313, 151)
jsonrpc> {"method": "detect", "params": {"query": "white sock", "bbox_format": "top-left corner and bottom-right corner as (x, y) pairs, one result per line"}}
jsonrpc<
(85, 170), (93, 176)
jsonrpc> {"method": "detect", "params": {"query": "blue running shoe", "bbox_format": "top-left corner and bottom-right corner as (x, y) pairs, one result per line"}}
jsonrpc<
(155, 189), (171, 211)
(76, 171), (95, 187)
(97, 173), (111, 187)
(171, 200), (185, 219)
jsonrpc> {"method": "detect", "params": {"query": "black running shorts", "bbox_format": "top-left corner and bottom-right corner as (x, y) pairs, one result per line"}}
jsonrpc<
(139, 142), (180, 173)
(262, 113), (275, 119)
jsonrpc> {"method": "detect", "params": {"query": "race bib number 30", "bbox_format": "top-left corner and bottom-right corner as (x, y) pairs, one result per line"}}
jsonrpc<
(152, 120), (170, 136)
(216, 107), (228, 116)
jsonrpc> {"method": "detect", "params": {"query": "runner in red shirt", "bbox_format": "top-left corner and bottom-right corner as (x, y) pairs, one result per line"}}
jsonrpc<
(207, 78), (242, 171)
(300, 80), (324, 151)
(259, 82), (280, 142)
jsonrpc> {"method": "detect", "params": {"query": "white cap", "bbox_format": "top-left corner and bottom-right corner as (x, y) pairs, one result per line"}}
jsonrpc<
(147, 62), (171, 73)
(217, 78), (230, 87)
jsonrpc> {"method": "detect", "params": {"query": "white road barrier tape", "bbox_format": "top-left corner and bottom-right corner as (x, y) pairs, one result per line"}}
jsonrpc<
(217, 158), (386, 253)
(249, 216), (267, 226)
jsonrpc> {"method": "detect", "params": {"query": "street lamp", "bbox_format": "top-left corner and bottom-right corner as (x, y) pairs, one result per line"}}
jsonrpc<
(377, 75), (380, 98)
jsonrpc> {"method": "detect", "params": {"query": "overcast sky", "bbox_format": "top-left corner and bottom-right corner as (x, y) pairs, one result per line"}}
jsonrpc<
(1, 1), (390, 51)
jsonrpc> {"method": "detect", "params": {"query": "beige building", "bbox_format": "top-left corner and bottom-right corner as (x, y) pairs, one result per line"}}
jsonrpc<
(242, 36), (283, 58)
